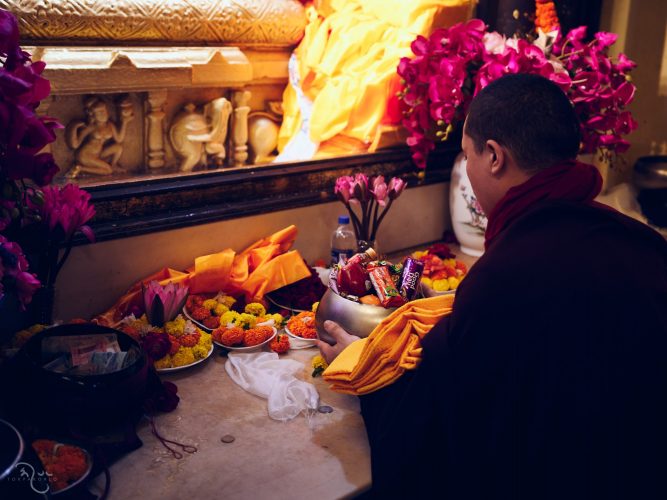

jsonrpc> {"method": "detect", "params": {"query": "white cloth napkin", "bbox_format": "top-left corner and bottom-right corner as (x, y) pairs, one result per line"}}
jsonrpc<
(225, 352), (320, 421)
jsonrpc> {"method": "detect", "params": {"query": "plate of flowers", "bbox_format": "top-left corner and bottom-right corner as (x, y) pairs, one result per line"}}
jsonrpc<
(212, 325), (277, 352)
(284, 312), (318, 348)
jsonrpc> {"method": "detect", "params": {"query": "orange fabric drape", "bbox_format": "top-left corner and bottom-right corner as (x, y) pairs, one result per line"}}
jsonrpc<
(95, 225), (311, 326)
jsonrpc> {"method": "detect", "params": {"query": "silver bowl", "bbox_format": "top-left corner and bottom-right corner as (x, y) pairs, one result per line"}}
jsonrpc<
(315, 289), (396, 344)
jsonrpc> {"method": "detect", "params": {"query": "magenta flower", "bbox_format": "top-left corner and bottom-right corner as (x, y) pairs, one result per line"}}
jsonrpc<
(398, 18), (637, 167)
(39, 184), (96, 242)
(0, 235), (40, 309)
(334, 175), (354, 203)
(143, 280), (189, 327)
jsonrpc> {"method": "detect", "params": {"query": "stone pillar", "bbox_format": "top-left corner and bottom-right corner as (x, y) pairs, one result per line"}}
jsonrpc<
(146, 90), (168, 169)
(232, 90), (251, 167)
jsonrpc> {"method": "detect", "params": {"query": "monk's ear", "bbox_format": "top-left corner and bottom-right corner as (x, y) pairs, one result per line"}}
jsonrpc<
(486, 140), (505, 176)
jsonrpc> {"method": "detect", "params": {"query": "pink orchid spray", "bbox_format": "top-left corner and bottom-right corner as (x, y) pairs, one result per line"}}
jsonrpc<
(397, 18), (637, 168)
(334, 174), (407, 244)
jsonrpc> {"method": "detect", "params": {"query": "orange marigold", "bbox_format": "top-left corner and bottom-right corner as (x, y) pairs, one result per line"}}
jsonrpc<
(168, 335), (181, 355)
(535, 1), (559, 33)
(179, 332), (200, 347)
(270, 334), (290, 354)
(190, 306), (211, 321)
(244, 326), (273, 346)
(287, 313), (317, 339)
(220, 326), (245, 347)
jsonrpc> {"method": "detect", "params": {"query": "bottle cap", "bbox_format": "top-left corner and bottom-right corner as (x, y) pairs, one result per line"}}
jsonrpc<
(338, 215), (350, 224)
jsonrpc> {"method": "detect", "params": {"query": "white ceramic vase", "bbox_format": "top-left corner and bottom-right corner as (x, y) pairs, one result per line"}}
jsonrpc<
(449, 153), (487, 257)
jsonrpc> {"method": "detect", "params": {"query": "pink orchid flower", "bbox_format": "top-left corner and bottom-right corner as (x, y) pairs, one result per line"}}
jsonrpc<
(388, 178), (407, 199)
(371, 176), (388, 207)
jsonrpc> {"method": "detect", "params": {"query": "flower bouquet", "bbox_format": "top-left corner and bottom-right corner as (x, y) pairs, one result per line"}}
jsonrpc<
(397, 15), (637, 168)
(0, 10), (95, 333)
(334, 174), (407, 250)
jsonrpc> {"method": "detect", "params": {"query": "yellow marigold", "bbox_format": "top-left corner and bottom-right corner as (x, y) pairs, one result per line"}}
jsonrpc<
(219, 310), (240, 327)
(270, 313), (285, 326)
(214, 303), (229, 316)
(197, 332), (212, 349)
(202, 299), (218, 311)
(154, 355), (173, 369)
(192, 344), (208, 360)
(412, 250), (428, 259)
(219, 295), (236, 308)
(11, 329), (35, 348)
(311, 354), (329, 377)
(171, 347), (196, 367)
(28, 324), (46, 334)
(165, 316), (186, 336)
(311, 302), (319, 313)
(244, 302), (266, 317)
(237, 313), (257, 330)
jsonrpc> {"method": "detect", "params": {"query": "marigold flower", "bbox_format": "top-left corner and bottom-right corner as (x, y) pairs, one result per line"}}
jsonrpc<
(311, 354), (329, 377)
(214, 303), (229, 316)
(165, 315), (186, 336)
(154, 354), (173, 369)
(270, 334), (290, 354)
(218, 294), (236, 308)
(219, 310), (240, 327)
(202, 299), (218, 311)
(192, 344), (209, 359)
(237, 313), (257, 330)
(244, 302), (266, 317)
(190, 306), (211, 321)
(219, 326), (245, 346)
(167, 335), (181, 355)
(244, 326), (273, 346)
(202, 315), (220, 330)
(287, 312), (317, 339)
(172, 347), (195, 367)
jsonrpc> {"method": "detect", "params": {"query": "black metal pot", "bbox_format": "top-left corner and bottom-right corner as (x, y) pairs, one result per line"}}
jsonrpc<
(8, 323), (149, 433)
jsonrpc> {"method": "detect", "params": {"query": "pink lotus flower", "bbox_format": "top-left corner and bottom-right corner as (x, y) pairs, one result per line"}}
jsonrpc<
(143, 280), (189, 327)
(0, 235), (40, 309)
(334, 175), (354, 203)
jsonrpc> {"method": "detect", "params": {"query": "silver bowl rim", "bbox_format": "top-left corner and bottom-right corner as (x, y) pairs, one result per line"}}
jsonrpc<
(0, 419), (24, 482)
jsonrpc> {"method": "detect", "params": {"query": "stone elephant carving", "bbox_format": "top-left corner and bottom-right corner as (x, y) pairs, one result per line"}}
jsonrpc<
(169, 97), (233, 172)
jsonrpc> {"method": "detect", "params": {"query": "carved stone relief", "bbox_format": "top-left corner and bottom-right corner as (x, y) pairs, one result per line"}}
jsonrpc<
(248, 101), (283, 164)
(169, 97), (233, 172)
(65, 97), (135, 177)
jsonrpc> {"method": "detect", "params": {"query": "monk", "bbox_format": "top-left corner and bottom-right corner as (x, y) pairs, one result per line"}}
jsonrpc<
(318, 74), (667, 499)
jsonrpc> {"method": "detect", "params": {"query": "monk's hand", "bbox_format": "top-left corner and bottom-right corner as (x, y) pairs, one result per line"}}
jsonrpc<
(316, 320), (361, 365)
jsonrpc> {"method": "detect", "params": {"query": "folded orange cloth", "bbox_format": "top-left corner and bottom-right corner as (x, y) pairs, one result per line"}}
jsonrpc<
(323, 294), (455, 395)
(95, 225), (311, 326)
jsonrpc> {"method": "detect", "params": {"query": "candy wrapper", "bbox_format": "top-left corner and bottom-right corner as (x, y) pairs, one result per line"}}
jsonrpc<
(368, 265), (406, 308)
(398, 257), (424, 301)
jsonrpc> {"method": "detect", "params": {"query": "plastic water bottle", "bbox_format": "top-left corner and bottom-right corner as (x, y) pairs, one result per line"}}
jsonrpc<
(331, 215), (356, 266)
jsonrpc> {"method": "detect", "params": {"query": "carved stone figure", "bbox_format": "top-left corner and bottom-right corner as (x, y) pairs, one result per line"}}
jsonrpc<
(169, 97), (233, 172)
(66, 97), (134, 176)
